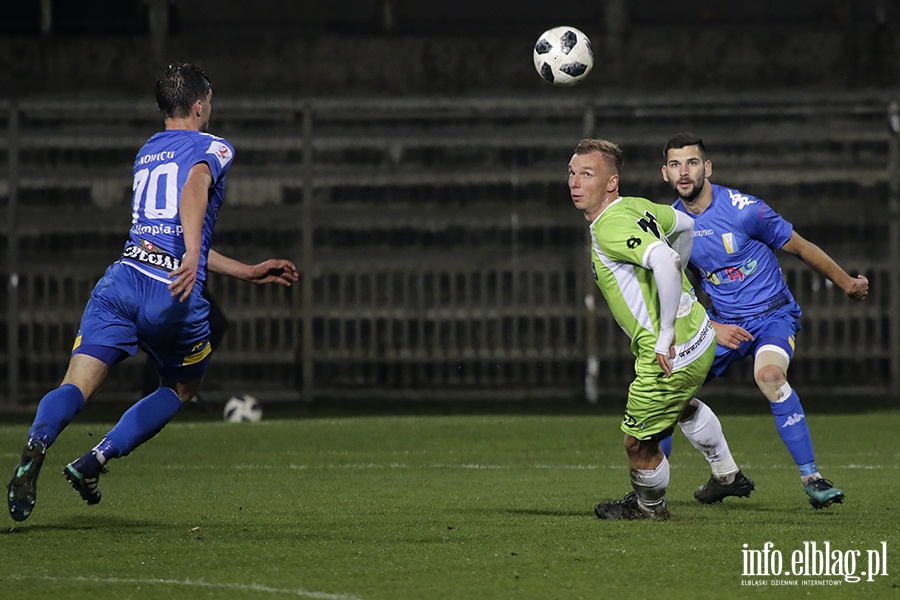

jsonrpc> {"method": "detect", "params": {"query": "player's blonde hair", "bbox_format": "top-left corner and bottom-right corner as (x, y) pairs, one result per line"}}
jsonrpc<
(573, 139), (624, 173)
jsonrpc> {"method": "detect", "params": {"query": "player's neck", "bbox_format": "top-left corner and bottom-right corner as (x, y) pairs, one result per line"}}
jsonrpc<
(681, 184), (713, 215)
(164, 116), (202, 132)
(585, 194), (619, 222)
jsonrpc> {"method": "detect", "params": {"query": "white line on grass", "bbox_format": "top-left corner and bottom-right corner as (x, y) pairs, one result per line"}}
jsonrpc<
(167, 462), (896, 472)
(3, 575), (362, 600)
(222, 462), (893, 471)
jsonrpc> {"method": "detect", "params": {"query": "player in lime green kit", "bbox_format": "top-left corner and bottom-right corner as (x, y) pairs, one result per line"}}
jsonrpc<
(570, 139), (753, 520)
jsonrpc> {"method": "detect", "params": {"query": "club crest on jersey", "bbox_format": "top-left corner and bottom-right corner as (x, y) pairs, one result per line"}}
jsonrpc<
(207, 140), (233, 168)
(722, 232), (738, 254)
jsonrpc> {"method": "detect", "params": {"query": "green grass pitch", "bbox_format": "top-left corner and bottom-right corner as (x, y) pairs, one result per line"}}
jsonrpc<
(1, 410), (897, 599)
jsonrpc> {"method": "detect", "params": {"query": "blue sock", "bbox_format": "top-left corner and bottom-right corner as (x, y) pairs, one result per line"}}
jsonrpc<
(100, 387), (183, 460)
(770, 390), (817, 477)
(659, 435), (673, 459)
(28, 383), (85, 448)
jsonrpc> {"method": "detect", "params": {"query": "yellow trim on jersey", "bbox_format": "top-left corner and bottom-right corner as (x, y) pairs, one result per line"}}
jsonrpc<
(72, 334), (82, 352)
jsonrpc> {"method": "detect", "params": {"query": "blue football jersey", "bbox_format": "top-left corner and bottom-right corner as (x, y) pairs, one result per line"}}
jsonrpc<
(673, 184), (796, 322)
(121, 129), (234, 285)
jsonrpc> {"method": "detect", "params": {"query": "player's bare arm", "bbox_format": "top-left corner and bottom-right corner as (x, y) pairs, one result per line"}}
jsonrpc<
(780, 231), (869, 302)
(710, 321), (754, 350)
(208, 249), (299, 286)
(168, 163), (212, 301)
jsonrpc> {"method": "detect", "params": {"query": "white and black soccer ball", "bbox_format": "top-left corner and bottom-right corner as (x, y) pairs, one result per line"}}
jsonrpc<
(223, 394), (263, 423)
(533, 26), (594, 87)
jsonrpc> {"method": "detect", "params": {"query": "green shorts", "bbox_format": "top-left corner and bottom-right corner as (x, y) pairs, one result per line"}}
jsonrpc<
(620, 341), (716, 441)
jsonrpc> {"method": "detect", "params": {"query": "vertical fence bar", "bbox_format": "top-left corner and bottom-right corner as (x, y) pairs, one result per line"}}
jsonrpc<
(6, 102), (20, 408)
(301, 103), (315, 401)
(888, 101), (900, 397)
(581, 101), (600, 403)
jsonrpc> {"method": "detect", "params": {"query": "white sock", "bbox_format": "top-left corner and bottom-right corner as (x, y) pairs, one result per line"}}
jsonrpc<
(630, 455), (670, 507)
(678, 399), (739, 484)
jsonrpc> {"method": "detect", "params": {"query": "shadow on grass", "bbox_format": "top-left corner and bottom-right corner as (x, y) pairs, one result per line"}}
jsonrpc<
(504, 507), (589, 517)
(2, 515), (168, 534)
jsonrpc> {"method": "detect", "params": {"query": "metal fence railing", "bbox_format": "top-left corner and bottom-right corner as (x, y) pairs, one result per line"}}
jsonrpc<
(1, 93), (897, 406)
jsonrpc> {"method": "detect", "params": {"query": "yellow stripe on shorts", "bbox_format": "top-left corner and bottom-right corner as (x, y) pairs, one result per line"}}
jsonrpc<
(183, 341), (212, 366)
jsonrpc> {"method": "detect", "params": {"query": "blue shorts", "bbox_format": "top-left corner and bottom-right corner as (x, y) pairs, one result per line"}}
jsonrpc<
(708, 305), (801, 380)
(72, 262), (212, 382)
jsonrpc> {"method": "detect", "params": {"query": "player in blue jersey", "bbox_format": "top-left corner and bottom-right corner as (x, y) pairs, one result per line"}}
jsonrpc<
(659, 132), (869, 509)
(6, 63), (299, 522)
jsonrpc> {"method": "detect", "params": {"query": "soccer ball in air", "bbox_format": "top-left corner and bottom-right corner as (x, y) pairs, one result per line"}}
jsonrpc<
(533, 26), (594, 86)
(224, 394), (263, 423)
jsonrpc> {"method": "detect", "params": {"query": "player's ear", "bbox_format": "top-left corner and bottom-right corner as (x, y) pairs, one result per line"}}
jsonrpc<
(607, 173), (619, 193)
(705, 160), (713, 178)
(193, 98), (203, 118)
(661, 165), (670, 182)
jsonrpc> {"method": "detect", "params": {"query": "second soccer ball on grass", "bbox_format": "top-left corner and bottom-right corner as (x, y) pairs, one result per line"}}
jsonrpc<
(224, 394), (263, 423)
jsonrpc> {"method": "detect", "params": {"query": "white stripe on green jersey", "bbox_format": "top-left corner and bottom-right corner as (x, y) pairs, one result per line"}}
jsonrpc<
(589, 196), (714, 375)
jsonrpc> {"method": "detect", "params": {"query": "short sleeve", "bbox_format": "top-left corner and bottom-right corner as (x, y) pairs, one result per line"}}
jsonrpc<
(595, 211), (667, 268)
(742, 198), (793, 250)
(196, 136), (235, 182)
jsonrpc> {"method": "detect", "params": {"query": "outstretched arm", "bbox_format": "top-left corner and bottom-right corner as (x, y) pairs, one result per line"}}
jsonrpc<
(207, 249), (299, 286)
(780, 231), (869, 301)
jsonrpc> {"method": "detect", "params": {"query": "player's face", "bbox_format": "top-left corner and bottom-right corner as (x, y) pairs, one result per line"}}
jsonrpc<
(568, 151), (618, 220)
(662, 145), (710, 202)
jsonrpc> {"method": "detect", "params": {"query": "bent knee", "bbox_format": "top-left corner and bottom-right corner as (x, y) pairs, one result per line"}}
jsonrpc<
(160, 379), (202, 403)
(624, 434), (640, 454)
(754, 347), (791, 401)
(755, 364), (786, 385)
(754, 367), (791, 402)
(623, 434), (660, 462)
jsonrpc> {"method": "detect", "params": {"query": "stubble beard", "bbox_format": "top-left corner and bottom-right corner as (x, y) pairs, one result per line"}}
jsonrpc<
(675, 178), (704, 204)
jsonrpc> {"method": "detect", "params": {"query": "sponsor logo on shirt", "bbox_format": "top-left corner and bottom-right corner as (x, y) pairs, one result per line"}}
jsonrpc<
(728, 189), (757, 210)
(676, 319), (712, 362)
(207, 141), (233, 168)
(701, 258), (758, 285)
(121, 239), (182, 271)
(693, 228), (715, 237)
(676, 291), (693, 318)
(130, 223), (184, 237)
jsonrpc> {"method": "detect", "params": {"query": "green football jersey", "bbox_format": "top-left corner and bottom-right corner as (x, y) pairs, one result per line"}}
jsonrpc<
(589, 196), (714, 375)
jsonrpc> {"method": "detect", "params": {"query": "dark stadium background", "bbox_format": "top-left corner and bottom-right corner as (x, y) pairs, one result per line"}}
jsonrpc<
(1, 0), (899, 411)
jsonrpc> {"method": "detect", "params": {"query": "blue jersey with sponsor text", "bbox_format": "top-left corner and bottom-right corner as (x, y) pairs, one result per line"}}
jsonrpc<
(121, 129), (234, 285)
(672, 184), (798, 323)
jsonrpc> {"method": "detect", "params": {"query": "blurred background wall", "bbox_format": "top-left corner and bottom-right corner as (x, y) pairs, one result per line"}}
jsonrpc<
(1, 1), (899, 409)
(2, 0), (899, 96)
